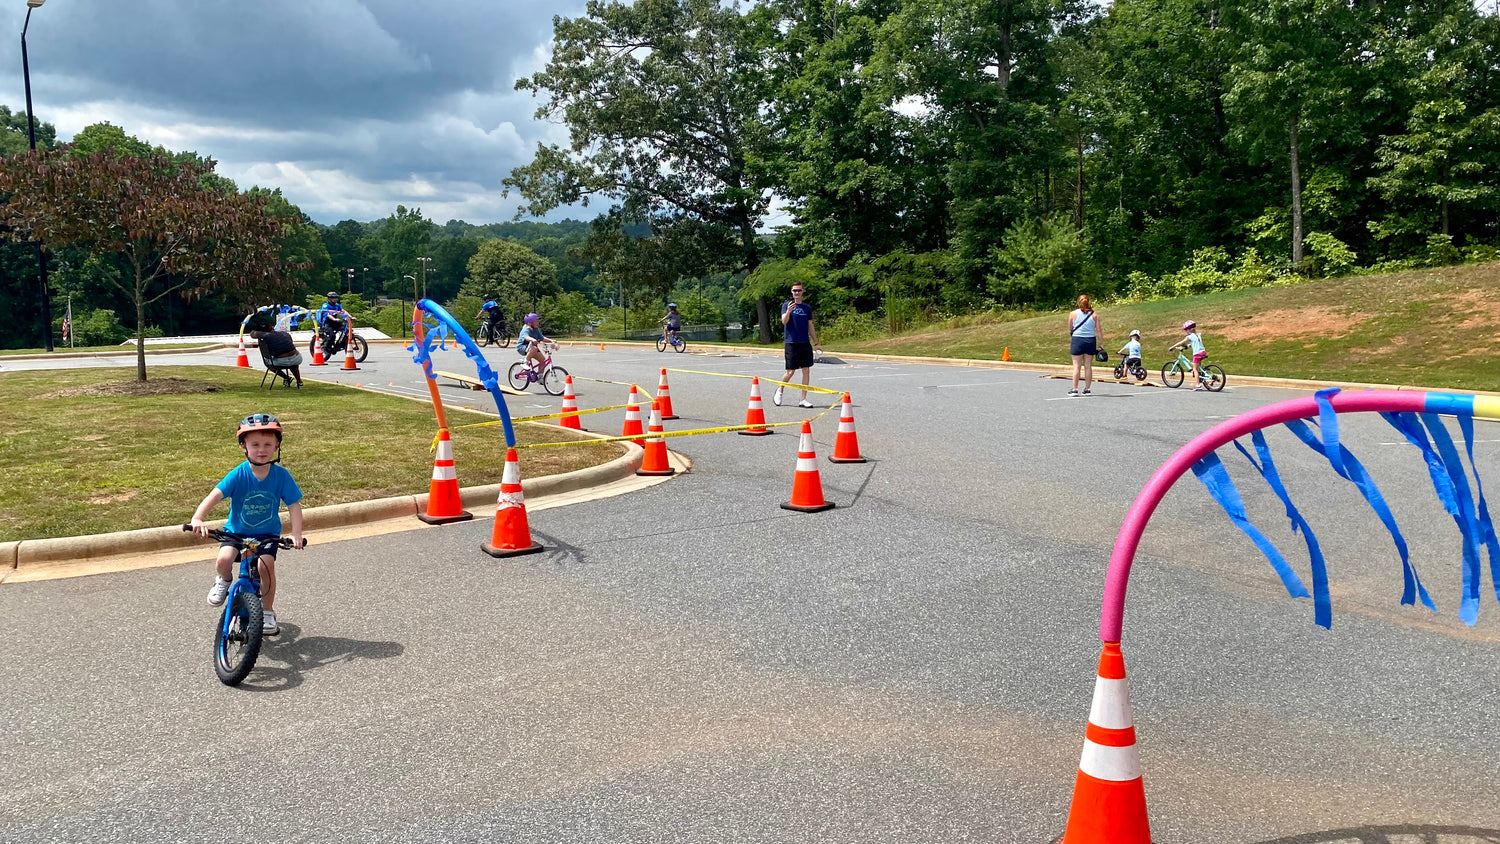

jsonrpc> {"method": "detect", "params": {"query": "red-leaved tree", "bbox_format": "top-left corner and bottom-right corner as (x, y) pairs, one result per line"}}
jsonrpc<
(0, 148), (296, 380)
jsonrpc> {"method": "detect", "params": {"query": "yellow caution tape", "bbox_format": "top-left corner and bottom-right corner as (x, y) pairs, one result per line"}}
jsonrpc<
(665, 368), (845, 395)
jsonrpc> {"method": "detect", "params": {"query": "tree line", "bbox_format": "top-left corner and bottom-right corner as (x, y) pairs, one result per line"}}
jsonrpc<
(507, 0), (1500, 339)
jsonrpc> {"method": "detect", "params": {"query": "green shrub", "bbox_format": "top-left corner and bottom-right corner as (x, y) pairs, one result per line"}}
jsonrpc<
(820, 310), (883, 343)
(1425, 234), (1462, 267)
(1303, 232), (1358, 278)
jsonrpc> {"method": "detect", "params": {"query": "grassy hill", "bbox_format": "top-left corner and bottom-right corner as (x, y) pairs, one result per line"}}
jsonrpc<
(842, 262), (1497, 392)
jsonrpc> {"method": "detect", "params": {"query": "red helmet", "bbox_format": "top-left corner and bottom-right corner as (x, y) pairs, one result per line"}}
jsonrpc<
(236, 413), (283, 442)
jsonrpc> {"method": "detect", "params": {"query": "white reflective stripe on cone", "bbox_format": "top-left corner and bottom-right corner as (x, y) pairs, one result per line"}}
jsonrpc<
(502, 461), (520, 485)
(436, 440), (453, 461)
(1078, 739), (1142, 782)
(432, 464), (457, 481)
(1088, 676), (1134, 730)
(796, 456), (818, 472)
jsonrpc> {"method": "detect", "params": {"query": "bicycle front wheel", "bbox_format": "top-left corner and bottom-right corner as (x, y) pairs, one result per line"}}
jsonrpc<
(507, 362), (532, 391)
(477, 322), (492, 347)
(1161, 362), (1185, 388)
(214, 589), (264, 686)
(542, 365), (569, 396)
(1202, 364), (1226, 392)
(1112, 363), (1125, 380)
(656, 336), (667, 352)
(352, 335), (369, 362)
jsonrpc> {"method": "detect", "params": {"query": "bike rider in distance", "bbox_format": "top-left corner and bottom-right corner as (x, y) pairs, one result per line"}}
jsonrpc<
(659, 302), (682, 346)
(516, 312), (550, 373)
(475, 296), (505, 344)
(316, 291), (351, 354)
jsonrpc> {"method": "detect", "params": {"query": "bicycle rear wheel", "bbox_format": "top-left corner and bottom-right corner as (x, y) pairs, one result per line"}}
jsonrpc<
(1161, 362), (1185, 388)
(507, 362), (532, 392)
(542, 365), (569, 396)
(674, 337), (687, 353)
(214, 589), (264, 686)
(1202, 364), (1226, 392)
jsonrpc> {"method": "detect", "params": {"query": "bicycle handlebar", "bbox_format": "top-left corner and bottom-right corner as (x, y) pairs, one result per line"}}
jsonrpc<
(181, 525), (305, 549)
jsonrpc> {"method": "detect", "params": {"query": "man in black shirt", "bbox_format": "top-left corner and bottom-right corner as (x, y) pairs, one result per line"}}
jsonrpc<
(250, 327), (305, 387)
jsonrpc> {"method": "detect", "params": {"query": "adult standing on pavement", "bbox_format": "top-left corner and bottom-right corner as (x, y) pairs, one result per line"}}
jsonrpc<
(1067, 294), (1100, 397)
(775, 283), (821, 409)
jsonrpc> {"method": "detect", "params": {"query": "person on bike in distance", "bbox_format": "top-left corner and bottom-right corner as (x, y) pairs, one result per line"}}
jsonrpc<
(659, 303), (682, 345)
(1169, 319), (1210, 390)
(475, 296), (505, 343)
(1118, 329), (1143, 372)
(191, 414), (305, 636)
(516, 312), (549, 372)
(316, 291), (350, 353)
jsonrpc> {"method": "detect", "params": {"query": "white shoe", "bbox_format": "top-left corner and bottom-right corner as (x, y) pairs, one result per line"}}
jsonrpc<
(206, 577), (230, 606)
(773, 386), (784, 406)
(262, 610), (280, 636)
(798, 399), (813, 408)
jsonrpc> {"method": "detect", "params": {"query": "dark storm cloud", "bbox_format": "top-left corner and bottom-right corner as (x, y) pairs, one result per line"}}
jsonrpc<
(0, 0), (587, 223)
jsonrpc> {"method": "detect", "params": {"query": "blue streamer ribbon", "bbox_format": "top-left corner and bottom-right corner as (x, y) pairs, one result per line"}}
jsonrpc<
(1457, 414), (1500, 604)
(1191, 451), (1312, 605)
(1232, 430), (1325, 627)
(1417, 413), (1484, 624)
(1282, 388), (1419, 619)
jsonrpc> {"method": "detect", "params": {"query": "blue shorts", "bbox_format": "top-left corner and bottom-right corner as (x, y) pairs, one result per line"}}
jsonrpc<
(1070, 336), (1097, 356)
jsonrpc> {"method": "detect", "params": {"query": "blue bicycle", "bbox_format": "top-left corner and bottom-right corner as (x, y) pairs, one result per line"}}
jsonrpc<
(656, 331), (687, 353)
(184, 525), (303, 686)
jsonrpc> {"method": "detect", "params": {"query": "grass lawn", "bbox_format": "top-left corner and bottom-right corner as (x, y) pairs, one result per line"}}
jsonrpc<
(842, 262), (1499, 392)
(0, 366), (620, 542)
(1, 343), (212, 356)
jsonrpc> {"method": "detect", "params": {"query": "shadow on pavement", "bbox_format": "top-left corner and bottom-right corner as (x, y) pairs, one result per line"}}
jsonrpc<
(1251, 824), (1500, 843)
(238, 623), (404, 692)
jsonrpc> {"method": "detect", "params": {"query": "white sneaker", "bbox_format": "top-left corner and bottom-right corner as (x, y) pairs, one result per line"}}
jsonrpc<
(798, 399), (813, 408)
(262, 610), (279, 636)
(206, 577), (230, 606)
(773, 386), (784, 406)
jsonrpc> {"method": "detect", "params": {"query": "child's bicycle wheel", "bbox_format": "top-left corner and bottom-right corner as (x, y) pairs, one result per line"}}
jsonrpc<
(1201, 364), (1227, 392)
(656, 336), (668, 352)
(673, 336), (687, 353)
(1112, 362), (1126, 379)
(542, 365), (569, 396)
(1130, 363), (1148, 381)
(1161, 362), (1186, 388)
(507, 362), (534, 391)
(214, 589), (264, 686)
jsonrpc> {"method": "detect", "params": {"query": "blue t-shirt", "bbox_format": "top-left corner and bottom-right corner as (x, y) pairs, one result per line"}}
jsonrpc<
(317, 303), (347, 327)
(482, 300), (500, 315)
(216, 462), (303, 536)
(516, 324), (543, 354)
(782, 301), (813, 344)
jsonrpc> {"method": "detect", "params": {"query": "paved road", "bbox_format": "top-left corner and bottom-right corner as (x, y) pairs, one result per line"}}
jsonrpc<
(3, 343), (1499, 844)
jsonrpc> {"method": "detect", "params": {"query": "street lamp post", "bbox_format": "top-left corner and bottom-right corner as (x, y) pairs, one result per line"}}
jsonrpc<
(416, 256), (432, 300)
(345, 268), (354, 293)
(363, 267), (370, 297)
(22, 0), (50, 352)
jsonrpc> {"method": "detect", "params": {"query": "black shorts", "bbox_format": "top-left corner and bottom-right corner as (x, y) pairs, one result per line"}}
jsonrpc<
(220, 537), (280, 560)
(784, 342), (814, 370)
(1070, 336), (1098, 357)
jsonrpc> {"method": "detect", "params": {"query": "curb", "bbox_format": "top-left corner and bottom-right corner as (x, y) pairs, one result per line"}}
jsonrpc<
(6, 439), (644, 573)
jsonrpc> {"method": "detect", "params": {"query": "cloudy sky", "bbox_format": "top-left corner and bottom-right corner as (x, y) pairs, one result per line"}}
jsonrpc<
(0, 0), (592, 225)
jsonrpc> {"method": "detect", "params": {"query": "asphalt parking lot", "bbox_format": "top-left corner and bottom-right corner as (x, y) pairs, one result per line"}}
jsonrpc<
(3, 342), (1498, 843)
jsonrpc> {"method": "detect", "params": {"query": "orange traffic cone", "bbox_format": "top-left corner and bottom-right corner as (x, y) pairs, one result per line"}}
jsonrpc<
(599, 343), (605, 351)
(637, 400), (676, 477)
(655, 368), (679, 420)
(417, 428), (474, 525)
(828, 393), (866, 464)
(235, 337), (250, 368)
(1060, 642), (1151, 844)
(1002, 346), (1011, 362)
(310, 334), (326, 366)
(781, 420), (834, 513)
(559, 375), (584, 431)
(482, 449), (544, 558)
(738, 377), (772, 437)
(621, 385), (645, 446)
(341, 337), (359, 371)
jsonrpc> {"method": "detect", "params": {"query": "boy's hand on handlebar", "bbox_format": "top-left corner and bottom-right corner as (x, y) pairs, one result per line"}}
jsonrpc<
(190, 520), (211, 538)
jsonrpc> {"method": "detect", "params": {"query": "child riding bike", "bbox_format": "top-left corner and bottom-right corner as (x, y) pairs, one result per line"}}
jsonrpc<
(475, 298), (506, 345)
(516, 312), (550, 373)
(1118, 329), (1144, 373)
(1168, 320), (1210, 391)
(659, 303), (682, 345)
(190, 414), (305, 636)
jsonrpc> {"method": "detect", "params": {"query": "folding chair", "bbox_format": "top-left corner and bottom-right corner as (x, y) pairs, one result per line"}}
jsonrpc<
(259, 344), (297, 389)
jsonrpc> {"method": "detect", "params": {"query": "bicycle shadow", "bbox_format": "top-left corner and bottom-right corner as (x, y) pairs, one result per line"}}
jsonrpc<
(238, 623), (403, 692)
(1250, 824), (1500, 843)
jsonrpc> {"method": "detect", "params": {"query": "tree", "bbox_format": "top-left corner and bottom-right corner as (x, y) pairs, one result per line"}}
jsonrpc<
(0, 104), (55, 156)
(0, 149), (297, 379)
(463, 239), (560, 311)
(365, 205), (433, 297)
(506, 0), (774, 277)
